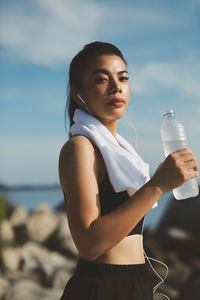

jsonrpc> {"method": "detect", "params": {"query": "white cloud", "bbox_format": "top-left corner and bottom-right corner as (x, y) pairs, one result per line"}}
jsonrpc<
(131, 59), (200, 99)
(102, 4), (190, 37)
(0, 0), (106, 65)
(0, 0), (192, 65)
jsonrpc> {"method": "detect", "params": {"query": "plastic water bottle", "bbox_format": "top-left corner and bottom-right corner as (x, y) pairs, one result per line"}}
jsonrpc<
(160, 109), (199, 200)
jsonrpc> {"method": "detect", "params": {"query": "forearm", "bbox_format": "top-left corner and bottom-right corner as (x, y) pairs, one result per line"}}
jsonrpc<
(82, 180), (163, 260)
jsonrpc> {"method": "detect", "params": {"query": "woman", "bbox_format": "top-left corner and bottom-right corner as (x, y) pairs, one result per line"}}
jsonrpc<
(58, 41), (198, 300)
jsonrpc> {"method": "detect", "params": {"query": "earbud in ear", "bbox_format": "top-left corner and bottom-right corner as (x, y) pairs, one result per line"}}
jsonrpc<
(76, 93), (91, 113)
(77, 94), (85, 104)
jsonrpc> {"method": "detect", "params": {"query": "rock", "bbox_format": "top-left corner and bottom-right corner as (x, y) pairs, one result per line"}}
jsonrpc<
(64, 237), (78, 257)
(20, 242), (50, 272)
(0, 220), (15, 244)
(26, 205), (59, 242)
(3, 278), (62, 300)
(45, 251), (70, 271)
(44, 214), (78, 257)
(155, 283), (180, 300)
(0, 275), (9, 299)
(57, 215), (77, 254)
(167, 227), (193, 241)
(178, 267), (200, 300)
(14, 223), (29, 244)
(19, 241), (74, 287)
(9, 206), (28, 227)
(33, 203), (51, 214)
(1, 247), (21, 272)
(37, 251), (71, 285)
(157, 226), (200, 254)
(167, 252), (192, 285)
(44, 214), (78, 259)
(157, 192), (200, 244)
(50, 266), (71, 289)
(57, 213), (72, 239)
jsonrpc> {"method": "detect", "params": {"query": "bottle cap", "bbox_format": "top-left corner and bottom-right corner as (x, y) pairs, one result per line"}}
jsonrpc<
(163, 109), (175, 117)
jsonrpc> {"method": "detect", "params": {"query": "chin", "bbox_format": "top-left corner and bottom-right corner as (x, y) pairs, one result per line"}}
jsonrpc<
(110, 107), (127, 118)
(102, 109), (125, 122)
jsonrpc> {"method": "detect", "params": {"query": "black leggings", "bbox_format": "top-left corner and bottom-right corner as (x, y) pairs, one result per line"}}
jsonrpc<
(60, 258), (154, 300)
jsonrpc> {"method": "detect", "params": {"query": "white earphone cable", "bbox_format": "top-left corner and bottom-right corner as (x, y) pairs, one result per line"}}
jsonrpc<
(141, 217), (170, 299)
(123, 112), (140, 154)
(124, 114), (170, 300)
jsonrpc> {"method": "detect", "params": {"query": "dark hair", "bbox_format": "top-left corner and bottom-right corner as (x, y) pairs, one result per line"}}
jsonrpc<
(65, 41), (127, 138)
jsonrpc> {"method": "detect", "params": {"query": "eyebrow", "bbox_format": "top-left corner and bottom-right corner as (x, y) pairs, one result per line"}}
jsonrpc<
(91, 68), (129, 76)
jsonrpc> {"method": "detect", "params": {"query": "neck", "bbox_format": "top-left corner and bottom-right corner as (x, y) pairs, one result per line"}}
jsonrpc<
(78, 109), (118, 137)
(102, 121), (117, 137)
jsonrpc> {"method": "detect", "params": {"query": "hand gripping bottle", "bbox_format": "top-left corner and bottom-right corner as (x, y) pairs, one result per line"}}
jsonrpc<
(160, 109), (199, 200)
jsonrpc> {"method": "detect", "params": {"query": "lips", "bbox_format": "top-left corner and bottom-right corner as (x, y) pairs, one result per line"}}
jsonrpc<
(107, 98), (125, 107)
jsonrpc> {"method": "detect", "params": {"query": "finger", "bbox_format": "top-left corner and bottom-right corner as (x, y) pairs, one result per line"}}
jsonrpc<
(182, 168), (199, 181)
(184, 160), (199, 171)
(180, 153), (198, 166)
(176, 153), (195, 162)
(188, 170), (199, 179)
(173, 148), (192, 155)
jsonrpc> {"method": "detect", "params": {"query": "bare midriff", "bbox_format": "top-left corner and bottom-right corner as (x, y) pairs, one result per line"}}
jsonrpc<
(79, 234), (145, 265)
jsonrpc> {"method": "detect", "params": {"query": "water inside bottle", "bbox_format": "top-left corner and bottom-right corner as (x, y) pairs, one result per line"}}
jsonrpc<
(173, 178), (199, 200)
(163, 139), (187, 156)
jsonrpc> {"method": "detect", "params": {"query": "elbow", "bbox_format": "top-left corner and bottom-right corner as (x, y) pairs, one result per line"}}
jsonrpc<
(75, 223), (109, 261)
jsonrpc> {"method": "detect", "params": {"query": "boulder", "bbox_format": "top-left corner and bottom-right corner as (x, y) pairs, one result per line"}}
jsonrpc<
(26, 204), (59, 242)
(44, 213), (78, 257)
(50, 266), (72, 289)
(154, 284), (180, 300)
(3, 278), (62, 300)
(0, 275), (9, 299)
(0, 220), (15, 244)
(9, 206), (28, 227)
(178, 267), (200, 300)
(36, 251), (71, 286)
(157, 193), (200, 237)
(1, 247), (21, 272)
(19, 241), (73, 287)
(20, 241), (50, 272)
(155, 191), (200, 258)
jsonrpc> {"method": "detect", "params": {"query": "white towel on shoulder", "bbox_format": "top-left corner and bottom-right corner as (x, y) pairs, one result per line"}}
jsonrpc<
(70, 109), (158, 209)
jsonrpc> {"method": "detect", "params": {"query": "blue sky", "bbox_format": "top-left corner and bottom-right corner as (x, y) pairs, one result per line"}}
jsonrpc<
(1, 0), (200, 185)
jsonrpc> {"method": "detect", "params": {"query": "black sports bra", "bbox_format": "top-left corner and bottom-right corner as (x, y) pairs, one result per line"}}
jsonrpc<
(99, 172), (144, 236)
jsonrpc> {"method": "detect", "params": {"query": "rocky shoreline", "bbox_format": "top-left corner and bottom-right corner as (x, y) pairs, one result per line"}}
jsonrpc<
(0, 203), (78, 300)
(0, 193), (200, 300)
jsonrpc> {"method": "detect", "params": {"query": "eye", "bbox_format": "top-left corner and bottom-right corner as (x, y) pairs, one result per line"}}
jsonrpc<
(120, 76), (129, 82)
(95, 77), (108, 84)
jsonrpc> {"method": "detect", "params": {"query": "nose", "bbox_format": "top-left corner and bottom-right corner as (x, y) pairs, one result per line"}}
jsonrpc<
(109, 79), (122, 94)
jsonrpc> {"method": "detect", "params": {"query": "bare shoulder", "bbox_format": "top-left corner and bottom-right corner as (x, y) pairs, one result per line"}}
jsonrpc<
(59, 135), (105, 187)
(59, 135), (96, 158)
(59, 135), (97, 182)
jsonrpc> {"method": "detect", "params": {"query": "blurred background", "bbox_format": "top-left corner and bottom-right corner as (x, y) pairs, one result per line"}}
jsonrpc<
(0, 0), (200, 299)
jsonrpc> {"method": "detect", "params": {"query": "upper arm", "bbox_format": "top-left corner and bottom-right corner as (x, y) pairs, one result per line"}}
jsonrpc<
(58, 136), (101, 252)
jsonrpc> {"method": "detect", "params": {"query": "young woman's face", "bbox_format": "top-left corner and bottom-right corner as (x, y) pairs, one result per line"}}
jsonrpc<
(79, 54), (131, 125)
